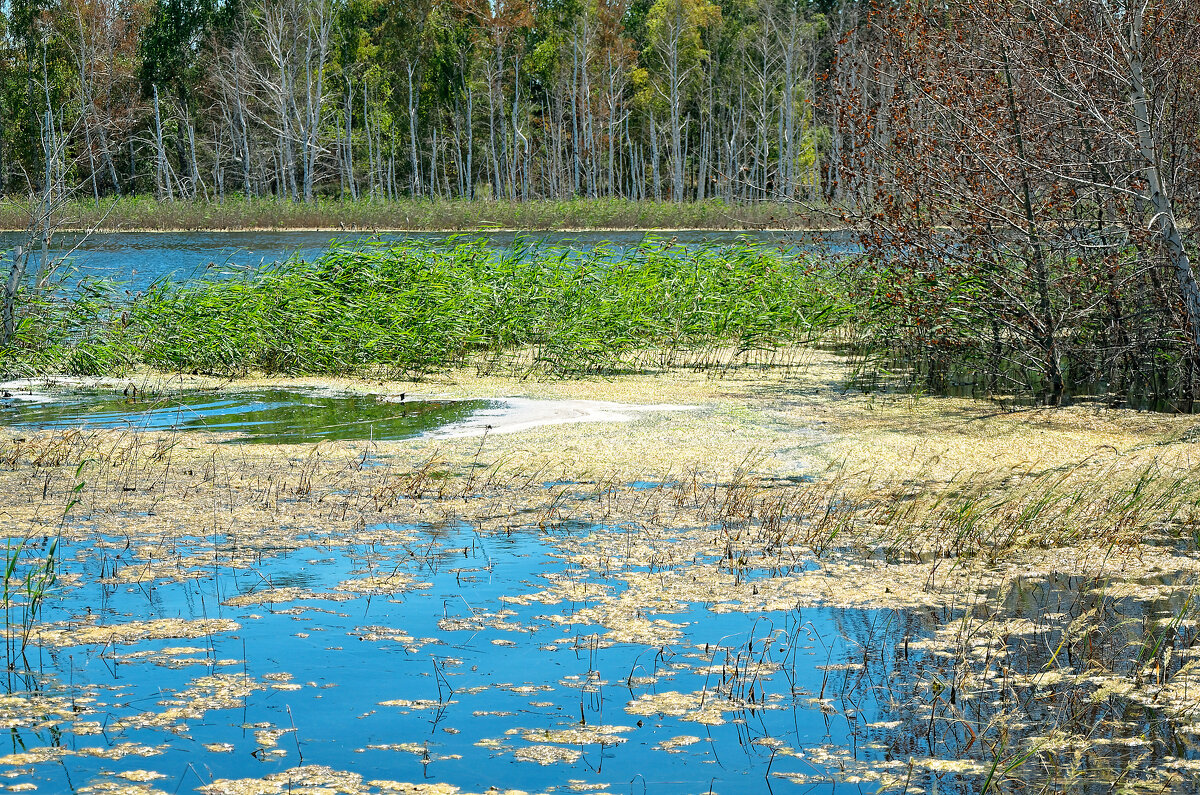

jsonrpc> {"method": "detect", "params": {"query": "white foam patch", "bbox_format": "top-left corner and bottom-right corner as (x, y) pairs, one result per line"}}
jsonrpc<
(0, 381), (56, 403)
(427, 398), (699, 438)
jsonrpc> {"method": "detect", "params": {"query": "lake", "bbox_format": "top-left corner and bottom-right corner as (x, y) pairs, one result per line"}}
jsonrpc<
(5, 518), (910, 793)
(0, 229), (856, 294)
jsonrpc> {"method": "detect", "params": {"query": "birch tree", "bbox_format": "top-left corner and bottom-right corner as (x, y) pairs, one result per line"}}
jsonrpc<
(642, 0), (718, 200)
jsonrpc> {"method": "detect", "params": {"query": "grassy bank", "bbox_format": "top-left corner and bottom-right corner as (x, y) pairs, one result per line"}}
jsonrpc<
(0, 195), (837, 232)
(5, 238), (848, 377)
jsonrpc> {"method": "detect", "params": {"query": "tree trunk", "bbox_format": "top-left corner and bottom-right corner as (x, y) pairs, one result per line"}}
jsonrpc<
(1129, 49), (1200, 352)
(407, 63), (422, 197)
(153, 84), (173, 201)
(2, 247), (26, 348)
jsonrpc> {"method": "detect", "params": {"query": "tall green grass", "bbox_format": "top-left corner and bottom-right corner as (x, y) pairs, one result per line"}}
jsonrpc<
(4, 238), (849, 377)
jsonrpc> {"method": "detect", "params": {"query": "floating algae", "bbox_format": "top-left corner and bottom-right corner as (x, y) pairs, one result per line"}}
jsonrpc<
(25, 617), (240, 647)
(654, 735), (701, 752)
(2, 355), (1200, 792)
(513, 745), (582, 765)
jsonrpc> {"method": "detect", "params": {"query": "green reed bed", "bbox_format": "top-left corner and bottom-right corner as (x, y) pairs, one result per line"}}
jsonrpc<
(6, 238), (848, 377)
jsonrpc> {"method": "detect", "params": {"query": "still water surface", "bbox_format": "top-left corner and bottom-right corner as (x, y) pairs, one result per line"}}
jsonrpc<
(0, 229), (853, 293)
(5, 520), (899, 793)
(0, 389), (492, 443)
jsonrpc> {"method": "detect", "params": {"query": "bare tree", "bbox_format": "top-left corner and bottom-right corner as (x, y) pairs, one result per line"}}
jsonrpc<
(837, 0), (1200, 403)
(643, 0), (720, 201)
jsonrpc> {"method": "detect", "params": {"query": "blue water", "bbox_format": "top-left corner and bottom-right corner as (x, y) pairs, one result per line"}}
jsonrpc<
(0, 390), (493, 443)
(0, 230), (857, 294)
(0, 522), (908, 793)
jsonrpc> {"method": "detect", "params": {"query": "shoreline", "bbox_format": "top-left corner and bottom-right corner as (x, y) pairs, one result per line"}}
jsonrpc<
(0, 224), (847, 234)
(3, 353), (1190, 477)
(0, 196), (848, 235)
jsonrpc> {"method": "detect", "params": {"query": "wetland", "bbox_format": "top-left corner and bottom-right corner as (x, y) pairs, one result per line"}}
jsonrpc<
(3, 357), (1200, 793)
(2, 235), (1200, 793)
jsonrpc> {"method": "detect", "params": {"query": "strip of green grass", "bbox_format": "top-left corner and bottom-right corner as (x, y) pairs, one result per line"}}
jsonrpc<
(6, 238), (849, 378)
(0, 196), (837, 232)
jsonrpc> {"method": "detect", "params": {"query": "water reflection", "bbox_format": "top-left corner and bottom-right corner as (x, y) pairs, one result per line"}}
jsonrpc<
(2, 513), (1196, 790)
(826, 572), (1200, 792)
(1, 523), (887, 792)
(0, 389), (492, 443)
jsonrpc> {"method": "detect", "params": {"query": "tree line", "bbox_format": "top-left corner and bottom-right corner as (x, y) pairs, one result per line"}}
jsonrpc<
(5, 0), (1200, 410)
(0, 0), (844, 204)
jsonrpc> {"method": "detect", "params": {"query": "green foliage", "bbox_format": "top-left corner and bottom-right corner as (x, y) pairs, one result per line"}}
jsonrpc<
(0, 276), (132, 377)
(0, 195), (830, 231)
(139, 0), (228, 103)
(634, 0), (720, 114)
(124, 238), (843, 376)
(2, 534), (58, 659)
(1, 238), (847, 377)
(0, 0), (837, 204)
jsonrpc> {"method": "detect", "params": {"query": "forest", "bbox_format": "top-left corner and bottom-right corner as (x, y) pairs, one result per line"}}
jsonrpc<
(0, 0), (837, 204)
(0, 0), (1197, 409)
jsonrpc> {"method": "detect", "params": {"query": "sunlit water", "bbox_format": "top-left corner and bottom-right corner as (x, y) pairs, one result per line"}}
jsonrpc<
(0, 230), (856, 294)
(1, 483), (1195, 792)
(0, 390), (493, 444)
(2, 522), (906, 793)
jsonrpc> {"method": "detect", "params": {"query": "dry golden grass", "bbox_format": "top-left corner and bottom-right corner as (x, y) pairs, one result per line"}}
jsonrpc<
(8, 345), (1200, 583)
